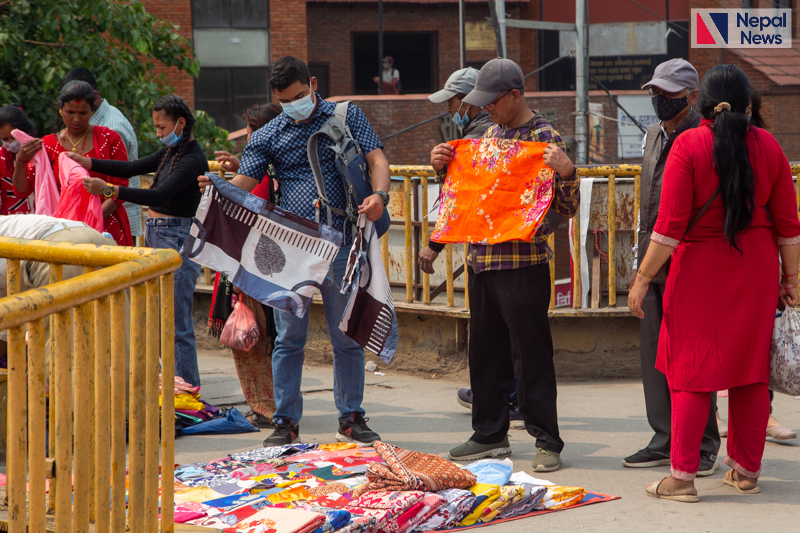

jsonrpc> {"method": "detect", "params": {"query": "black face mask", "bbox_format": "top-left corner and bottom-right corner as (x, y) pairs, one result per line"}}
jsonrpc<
(652, 94), (689, 121)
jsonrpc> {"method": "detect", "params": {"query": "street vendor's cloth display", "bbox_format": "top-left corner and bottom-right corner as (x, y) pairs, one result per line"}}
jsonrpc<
(183, 174), (342, 318)
(339, 214), (398, 363)
(172, 442), (618, 533)
(431, 139), (554, 245)
(355, 441), (477, 496)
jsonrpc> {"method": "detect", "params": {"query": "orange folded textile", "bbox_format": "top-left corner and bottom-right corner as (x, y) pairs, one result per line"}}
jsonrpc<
(431, 138), (554, 244)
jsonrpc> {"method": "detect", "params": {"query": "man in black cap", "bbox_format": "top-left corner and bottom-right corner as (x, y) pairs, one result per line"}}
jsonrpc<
(624, 58), (721, 476)
(431, 58), (579, 472)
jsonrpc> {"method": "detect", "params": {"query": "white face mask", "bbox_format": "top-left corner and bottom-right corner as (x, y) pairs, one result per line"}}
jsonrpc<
(3, 140), (21, 154)
(280, 86), (316, 121)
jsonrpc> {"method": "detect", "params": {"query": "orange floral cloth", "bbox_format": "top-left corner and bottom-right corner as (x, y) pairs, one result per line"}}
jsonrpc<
(431, 138), (554, 244)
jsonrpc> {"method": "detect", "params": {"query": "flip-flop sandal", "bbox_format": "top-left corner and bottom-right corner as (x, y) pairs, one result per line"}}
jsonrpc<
(723, 470), (761, 494)
(645, 477), (699, 503)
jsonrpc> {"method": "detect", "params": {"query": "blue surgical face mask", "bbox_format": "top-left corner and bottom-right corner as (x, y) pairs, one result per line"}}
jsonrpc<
(2, 140), (21, 154)
(160, 122), (182, 147)
(281, 86), (316, 122)
(452, 103), (470, 129)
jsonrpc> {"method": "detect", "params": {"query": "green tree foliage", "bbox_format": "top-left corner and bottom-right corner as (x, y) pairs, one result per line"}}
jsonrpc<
(0, 0), (231, 157)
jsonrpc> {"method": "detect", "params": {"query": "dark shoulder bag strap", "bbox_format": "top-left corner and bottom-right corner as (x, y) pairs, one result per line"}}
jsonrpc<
(683, 187), (720, 240)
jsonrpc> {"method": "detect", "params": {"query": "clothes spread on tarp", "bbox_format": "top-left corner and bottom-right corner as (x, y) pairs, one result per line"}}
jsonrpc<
(168, 442), (616, 532)
(431, 139), (554, 245)
(339, 214), (398, 363)
(183, 174), (342, 318)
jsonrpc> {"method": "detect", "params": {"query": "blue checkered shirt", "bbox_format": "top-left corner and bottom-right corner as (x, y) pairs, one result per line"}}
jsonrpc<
(90, 99), (143, 237)
(238, 95), (383, 245)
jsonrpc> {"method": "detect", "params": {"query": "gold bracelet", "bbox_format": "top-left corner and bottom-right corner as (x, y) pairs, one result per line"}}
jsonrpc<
(638, 268), (655, 279)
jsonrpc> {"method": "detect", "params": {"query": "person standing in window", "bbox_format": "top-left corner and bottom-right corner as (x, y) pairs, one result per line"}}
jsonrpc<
(373, 56), (400, 95)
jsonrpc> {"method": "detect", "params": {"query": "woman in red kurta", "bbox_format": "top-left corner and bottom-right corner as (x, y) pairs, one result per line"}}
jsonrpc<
(43, 81), (132, 246)
(0, 105), (37, 215)
(630, 65), (800, 501)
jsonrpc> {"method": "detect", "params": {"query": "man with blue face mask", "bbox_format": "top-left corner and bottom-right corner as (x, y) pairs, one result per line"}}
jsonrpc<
(428, 68), (493, 141)
(198, 56), (391, 447)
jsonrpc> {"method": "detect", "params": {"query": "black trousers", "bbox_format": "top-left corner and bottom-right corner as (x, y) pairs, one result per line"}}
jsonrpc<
(468, 264), (564, 453)
(640, 282), (720, 456)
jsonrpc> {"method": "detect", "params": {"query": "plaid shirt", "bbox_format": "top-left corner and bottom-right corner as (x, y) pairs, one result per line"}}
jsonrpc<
(467, 114), (580, 272)
(91, 99), (143, 237)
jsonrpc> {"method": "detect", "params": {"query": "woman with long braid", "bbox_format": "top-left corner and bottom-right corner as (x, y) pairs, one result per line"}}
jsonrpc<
(69, 94), (209, 388)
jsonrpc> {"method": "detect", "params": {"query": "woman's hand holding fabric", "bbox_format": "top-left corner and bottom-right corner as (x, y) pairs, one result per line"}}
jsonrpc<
(628, 276), (650, 319)
(82, 177), (106, 196)
(65, 151), (92, 170)
(779, 285), (799, 310)
(16, 139), (42, 163)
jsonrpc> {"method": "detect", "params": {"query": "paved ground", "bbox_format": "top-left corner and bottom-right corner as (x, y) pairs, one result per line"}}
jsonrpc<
(179, 349), (800, 532)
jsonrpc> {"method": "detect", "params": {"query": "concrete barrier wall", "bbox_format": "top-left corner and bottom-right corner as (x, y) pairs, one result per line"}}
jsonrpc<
(194, 294), (642, 381)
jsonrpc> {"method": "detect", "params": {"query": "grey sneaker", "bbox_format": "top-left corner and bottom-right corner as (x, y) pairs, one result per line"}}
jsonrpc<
(532, 448), (562, 472)
(456, 388), (473, 409)
(448, 437), (512, 461)
(696, 453), (719, 477)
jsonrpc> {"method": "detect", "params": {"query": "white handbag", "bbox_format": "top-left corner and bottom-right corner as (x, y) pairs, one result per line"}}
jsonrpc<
(770, 306), (800, 396)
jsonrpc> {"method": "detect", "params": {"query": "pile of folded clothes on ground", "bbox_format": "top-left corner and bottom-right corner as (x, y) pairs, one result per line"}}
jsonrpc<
(160, 375), (259, 437)
(170, 441), (614, 532)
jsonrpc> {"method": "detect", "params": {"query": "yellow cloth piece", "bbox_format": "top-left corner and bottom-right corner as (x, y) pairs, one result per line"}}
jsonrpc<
(160, 392), (204, 411)
(318, 442), (358, 452)
(477, 485), (525, 523)
(459, 483), (501, 526)
(539, 486), (586, 510)
(173, 486), (225, 505)
(266, 486), (312, 505)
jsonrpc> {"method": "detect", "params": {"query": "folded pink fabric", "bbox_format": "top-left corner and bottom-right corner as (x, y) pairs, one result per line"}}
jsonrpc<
(10, 129), (59, 215)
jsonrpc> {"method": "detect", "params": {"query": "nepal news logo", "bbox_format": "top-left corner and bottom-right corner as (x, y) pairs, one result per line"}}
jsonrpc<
(692, 9), (792, 48)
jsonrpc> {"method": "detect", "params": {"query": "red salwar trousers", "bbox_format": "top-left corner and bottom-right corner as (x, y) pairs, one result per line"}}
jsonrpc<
(670, 383), (769, 481)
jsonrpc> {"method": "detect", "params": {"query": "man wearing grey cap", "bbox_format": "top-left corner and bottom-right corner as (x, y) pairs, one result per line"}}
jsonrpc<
(623, 58), (721, 475)
(431, 58), (579, 472)
(422, 67), (524, 427)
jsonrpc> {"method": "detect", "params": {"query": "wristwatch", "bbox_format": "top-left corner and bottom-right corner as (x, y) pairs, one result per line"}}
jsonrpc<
(102, 183), (115, 199)
(375, 190), (390, 206)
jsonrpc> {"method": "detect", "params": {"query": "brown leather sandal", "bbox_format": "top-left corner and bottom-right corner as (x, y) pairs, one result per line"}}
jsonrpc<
(645, 477), (699, 503)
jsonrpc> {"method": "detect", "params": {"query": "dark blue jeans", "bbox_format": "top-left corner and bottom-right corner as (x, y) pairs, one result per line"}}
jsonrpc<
(145, 217), (202, 388)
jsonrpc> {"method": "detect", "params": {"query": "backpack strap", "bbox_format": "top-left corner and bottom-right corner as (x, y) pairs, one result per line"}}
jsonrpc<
(307, 111), (349, 226)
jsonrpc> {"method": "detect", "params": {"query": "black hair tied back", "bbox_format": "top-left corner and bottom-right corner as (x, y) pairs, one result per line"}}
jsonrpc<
(0, 104), (36, 136)
(697, 64), (754, 253)
(152, 94), (196, 176)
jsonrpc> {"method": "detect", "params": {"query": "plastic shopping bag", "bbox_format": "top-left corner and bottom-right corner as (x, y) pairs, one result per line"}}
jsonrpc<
(769, 306), (800, 396)
(220, 300), (259, 351)
(52, 152), (104, 232)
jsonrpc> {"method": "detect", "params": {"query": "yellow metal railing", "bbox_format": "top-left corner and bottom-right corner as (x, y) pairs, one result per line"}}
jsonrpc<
(201, 162), (800, 313)
(0, 239), (181, 533)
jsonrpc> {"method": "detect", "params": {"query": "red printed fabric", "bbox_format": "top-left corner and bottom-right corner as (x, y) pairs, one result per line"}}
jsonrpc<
(44, 126), (132, 245)
(354, 441), (477, 497)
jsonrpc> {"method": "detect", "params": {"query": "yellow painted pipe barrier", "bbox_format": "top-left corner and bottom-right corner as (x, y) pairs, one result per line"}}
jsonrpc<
(548, 233), (556, 310)
(145, 279), (161, 533)
(404, 176), (413, 303)
(463, 243), (469, 310)
(129, 284), (146, 533)
(28, 317), (46, 533)
(572, 208), (581, 309)
(110, 291), (128, 533)
(421, 175), (430, 304)
(54, 308), (73, 533)
(161, 273), (176, 533)
(608, 174), (617, 307)
(445, 245), (454, 308)
(634, 174), (641, 247)
(94, 296), (111, 533)
(47, 263), (62, 514)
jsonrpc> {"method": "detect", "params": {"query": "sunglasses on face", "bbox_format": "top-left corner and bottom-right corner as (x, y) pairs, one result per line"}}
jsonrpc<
(482, 91), (511, 110)
(648, 87), (689, 99)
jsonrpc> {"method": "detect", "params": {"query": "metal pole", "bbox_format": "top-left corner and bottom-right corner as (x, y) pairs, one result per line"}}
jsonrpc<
(497, 0), (507, 58)
(575, 0), (588, 164)
(459, 0), (466, 68)
(378, 0), (384, 95)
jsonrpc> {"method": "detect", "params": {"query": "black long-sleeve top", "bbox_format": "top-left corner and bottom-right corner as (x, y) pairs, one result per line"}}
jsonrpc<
(90, 140), (209, 218)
